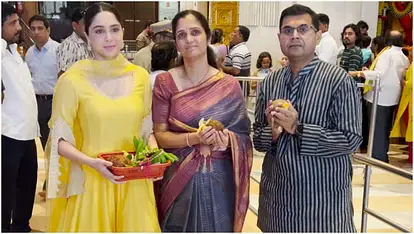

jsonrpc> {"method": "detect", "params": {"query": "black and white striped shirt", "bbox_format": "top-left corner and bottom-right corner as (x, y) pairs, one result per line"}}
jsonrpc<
(253, 57), (362, 232)
(224, 42), (251, 76)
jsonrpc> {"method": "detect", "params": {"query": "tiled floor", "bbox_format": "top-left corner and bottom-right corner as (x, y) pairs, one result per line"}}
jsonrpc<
(31, 138), (412, 232)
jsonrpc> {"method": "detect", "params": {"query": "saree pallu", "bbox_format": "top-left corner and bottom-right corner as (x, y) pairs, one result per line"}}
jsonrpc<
(152, 72), (253, 232)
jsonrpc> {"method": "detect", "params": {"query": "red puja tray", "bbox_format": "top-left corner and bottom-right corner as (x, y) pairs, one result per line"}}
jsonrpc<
(98, 151), (171, 182)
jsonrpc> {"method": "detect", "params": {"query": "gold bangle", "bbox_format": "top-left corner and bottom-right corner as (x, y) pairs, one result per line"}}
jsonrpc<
(186, 133), (191, 147)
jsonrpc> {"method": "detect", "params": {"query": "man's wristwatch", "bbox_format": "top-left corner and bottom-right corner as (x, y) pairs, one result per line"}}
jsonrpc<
(296, 122), (304, 136)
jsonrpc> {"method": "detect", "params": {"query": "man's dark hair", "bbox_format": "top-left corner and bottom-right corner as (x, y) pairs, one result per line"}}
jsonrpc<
(72, 8), (85, 23)
(144, 21), (153, 29)
(238, 25), (250, 42)
(151, 41), (178, 71)
(2, 2), (17, 26)
(318, 13), (329, 25)
(357, 20), (369, 30)
(385, 31), (404, 47)
(361, 35), (371, 48)
(372, 36), (386, 53)
(402, 48), (409, 57)
(279, 4), (319, 31)
(153, 31), (174, 43)
(28, 15), (50, 29)
(341, 23), (361, 47)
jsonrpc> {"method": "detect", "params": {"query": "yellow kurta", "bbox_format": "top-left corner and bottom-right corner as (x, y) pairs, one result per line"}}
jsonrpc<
(391, 63), (413, 142)
(46, 56), (160, 232)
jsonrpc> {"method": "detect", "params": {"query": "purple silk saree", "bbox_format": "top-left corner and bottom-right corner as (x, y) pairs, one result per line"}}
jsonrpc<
(152, 71), (253, 232)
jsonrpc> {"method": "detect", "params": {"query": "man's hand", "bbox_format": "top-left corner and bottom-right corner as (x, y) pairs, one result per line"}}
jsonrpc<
(265, 100), (277, 126)
(273, 100), (298, 134)
(266, 100), (284, 139)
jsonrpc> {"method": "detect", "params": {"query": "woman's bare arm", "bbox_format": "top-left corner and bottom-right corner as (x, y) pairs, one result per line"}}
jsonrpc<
(57, 139), (124, 183)
(154, 123), (201, 149)
(58, 139), (95, 166)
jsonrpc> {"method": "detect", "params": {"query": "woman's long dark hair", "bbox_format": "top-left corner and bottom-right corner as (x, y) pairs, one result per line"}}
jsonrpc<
(211, 28), (224, 44)
(172, 10), (218, 69)
(84, 2), (121, 36)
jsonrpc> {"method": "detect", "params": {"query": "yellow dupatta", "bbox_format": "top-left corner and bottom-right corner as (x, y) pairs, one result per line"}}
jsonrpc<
(363, 46), (391, 94)
(390, 63), (413, 141)
(44, 54), (144, 199)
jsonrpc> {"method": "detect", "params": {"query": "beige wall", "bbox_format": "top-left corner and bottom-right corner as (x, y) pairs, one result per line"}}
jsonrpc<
(197, 2), (209, 19)
(21, 2), (39, 23)
(179, 1), (208, 18)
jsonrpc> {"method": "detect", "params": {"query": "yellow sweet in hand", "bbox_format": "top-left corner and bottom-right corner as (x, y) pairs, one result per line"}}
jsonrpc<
(197, 118), (225, 134)
(272, 99), (289, 109)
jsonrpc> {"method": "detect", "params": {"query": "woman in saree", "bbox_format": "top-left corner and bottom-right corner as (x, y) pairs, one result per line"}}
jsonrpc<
(152, 10), (253, 232)
(45, 3), (160, 232)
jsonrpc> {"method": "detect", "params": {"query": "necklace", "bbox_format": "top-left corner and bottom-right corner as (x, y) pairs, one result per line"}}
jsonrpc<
(184, 66), (211, 87)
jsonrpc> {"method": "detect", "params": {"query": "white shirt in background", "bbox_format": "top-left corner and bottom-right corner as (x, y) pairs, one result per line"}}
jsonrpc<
(315, 31), (338, 65)
(363, 46), (410, 106)
(25, 38), (60, 95)
(2, 40), (39, 140)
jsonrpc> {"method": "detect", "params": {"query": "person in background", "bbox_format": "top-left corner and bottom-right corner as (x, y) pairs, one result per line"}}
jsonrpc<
(391, 63), (412, 163)
(254, 52), (273, 77)
(152, 9), (252, 232)
(133, 20), (173, 73)
(371, 36), (386, 58)
(315, 13), (338, 65)
(356, 36), (388, 153)
(211, 28), (227, 59)
(252, 52), (273, 91)
(25, 14), (60, 200)
(149, 40), (177, 88)
(339, 24), (363, 78)
(2, 3), (39, 232)
(221, 25), (252, 96)
(350, 30), (410, 163)
(279, 55), (289, 67)
(361, 35), (373, 67)
(136, 20), (153, 51)
(254, 4), (362, 232)
(56, 8), (92, 77)
(357, 20), (369, 36)
(46, 3), (160, 232)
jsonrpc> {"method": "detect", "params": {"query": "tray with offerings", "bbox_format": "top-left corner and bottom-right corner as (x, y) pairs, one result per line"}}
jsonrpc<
(98, 136), (179, 181)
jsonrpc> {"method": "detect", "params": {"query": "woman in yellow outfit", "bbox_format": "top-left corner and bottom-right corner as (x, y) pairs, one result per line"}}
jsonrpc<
(391, 64), (412, 163)
(45, 3), (160, 232)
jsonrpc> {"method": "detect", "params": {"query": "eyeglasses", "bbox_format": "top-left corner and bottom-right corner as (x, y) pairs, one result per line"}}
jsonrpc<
(280, 24), (317, 36)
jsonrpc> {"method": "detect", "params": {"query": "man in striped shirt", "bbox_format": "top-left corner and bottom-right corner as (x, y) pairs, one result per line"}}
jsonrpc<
(339, 24), (363, 80)
(221, 25), (251, 96)
(253, 4), (362, 232)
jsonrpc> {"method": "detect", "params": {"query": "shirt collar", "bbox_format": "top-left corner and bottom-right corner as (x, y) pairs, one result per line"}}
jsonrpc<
(321, 32), (330, 38)
(70, 32), (87, 44)
(390, 45), (403, 51)
(230, 42), (246, 51)
(35, 38), (52, 52)
(284, 56), (320, 81)
(345, 45), (359, 50)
